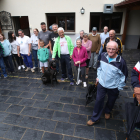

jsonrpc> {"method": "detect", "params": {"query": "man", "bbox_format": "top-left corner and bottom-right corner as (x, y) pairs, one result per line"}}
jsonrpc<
(87, 41), (128, 126)
(103, 30), (123, 55)
(52, 27), (74, 85)
(50, 24), (59, 73)
(74, 30), (84, 47)
(17, 29), (35, 73)
(89, 27), (101, 70)
(38, 22), (51, 60)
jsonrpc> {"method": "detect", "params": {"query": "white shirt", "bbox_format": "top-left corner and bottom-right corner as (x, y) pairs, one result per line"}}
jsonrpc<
(60, 37), (69, 54)
(10, 38), (18, 54)
(16, 35), (31, 54)
(31, 34), (38, 50)
(100, 32), (109, 45)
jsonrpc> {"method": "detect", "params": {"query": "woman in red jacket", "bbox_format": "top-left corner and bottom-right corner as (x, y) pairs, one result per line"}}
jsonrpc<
(72, 39), (88, 87)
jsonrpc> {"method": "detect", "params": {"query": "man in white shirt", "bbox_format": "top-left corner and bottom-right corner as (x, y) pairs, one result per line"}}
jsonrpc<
(17, 29), (35, 73)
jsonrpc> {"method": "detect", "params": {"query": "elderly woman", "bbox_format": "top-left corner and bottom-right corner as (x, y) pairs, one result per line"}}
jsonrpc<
(0, 33), (14, 74)
(72, 39), (88, 87)
(82, 33), (92, 79)
(52, 27), (74, 85)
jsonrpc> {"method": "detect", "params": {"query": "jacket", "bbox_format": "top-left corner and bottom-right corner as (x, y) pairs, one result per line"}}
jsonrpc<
(131, 61), (140, 88)
(37, 47), (49, 62)
(1, 39), (11, 57)
(97, 52), (128, 91)
(103, 37), (123, 55)
(0, 42), (4, 57)
(52, 35), (74, 58)
(72, 46), (88, 67)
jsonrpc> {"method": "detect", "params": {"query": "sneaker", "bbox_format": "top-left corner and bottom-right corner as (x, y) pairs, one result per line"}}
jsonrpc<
(18, 66), (21, 70)
(85, 74), (88, 79)
(135, 127), (140, 132)
(76, 80), (82, 85)
(33, 67), (37, 70)
(87, 120), (99, 126)
(31, 68), (35, 73)
(83, 82), (87, 87)
(22, 65), (25, 69)
(70, 82), (74, 86)
(61, 78), (65, 81)
(4, 75), (8, 78)
(25, 67), (30, 72)
(40, 69), (42, 73)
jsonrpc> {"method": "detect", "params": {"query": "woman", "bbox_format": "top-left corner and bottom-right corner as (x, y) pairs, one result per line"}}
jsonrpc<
(72, 39), (88, 87)
(8, 31), (25, 70)
(31, 28), (39, 69)
(82, 33), (92, 79)
(0, 33), (14, 73)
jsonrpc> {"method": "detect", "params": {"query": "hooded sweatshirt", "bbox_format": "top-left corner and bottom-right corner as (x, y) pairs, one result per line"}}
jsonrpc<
(37, 47), (49, 62)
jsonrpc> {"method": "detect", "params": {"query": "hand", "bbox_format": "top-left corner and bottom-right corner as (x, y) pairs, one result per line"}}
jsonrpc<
(75, 61), (78, 65)
(96, 51), (98, 54)
(96, 78), (99, 84)
(78, 61), (81, 64)
(28, 53), (30, 56)
(52, 58), (55, 60)
(18, 53), (20, 57)
(134, 87), (140, 103)
(70, 55), (72, 59)
(51, 50), (53, 54)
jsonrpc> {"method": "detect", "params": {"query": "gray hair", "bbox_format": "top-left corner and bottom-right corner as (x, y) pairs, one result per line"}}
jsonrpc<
(76, 38), (82, 43)
(58, 27), (64, 33)
(104, 26), (108, 30)
(79, 30), (84, 34)
(109, 30), (116, 34)
(52, 24), (58, 28)
(106, 41), (118, 49)
(83, 33), (88, 37)
(18, 29), (24, 33)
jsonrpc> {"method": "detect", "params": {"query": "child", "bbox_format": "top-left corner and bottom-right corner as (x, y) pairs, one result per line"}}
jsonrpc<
(72, 39), (88, 87)
(0, 42), (7, 78)
(37, 40), (49, 74)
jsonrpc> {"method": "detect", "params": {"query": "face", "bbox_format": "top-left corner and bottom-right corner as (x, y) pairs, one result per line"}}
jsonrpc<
(39, 42), (44, 47)
(18, 31), (24, 37)
(92, 31), (97, 35)
(58, 30), (64, 38)
(104, 27), (108, 33)
(0, 34), (4, 40)
(80, 32), (84, 38)
(41, 24), (46, 31)
(109, 31), (115, 40)
(76, 40), (81, 47)
(52, 25), (58, 33)
(107, 44), (118, 58)
(12, 33), (15, 38)
(33, 30), (38, 35)
(83, 36), (88, 41)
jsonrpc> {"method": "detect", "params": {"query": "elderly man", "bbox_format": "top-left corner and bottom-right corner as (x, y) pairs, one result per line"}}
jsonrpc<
(103, 30), (122, 55)
(75, 30), (84, 47)
(52, 27), (74, 85)
(89, 27), (101, 70)
(87, 41), (128, 125)
(17, 29), (35, 73)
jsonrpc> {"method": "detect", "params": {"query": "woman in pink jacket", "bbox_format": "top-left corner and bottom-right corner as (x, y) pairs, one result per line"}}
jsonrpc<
(82, 33), (92, 79)
(72, 39), (88, 87)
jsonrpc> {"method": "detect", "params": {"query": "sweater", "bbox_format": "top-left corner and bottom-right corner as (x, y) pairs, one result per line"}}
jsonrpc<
(0, 39), (11, 57)
(52, 35), (74, 58)
(88, 34), (101, 53)
(37, 47), (49, 62)
(0, 42), (4, 57)
(72, 46), (88, 67)
(82, 40), (92, 59)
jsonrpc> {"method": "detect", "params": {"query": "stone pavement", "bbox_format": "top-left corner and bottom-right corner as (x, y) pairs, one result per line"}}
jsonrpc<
(0, 50), (140, 140)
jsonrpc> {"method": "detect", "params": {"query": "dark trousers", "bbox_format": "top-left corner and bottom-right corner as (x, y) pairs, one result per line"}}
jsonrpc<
(76, 66), (86, 82)
(0, 57), (7, 77)
(32, 49), (38, 67)
(21, 54), (33, 68)
(13, 54), (23, 66)
(3, 55), (14, 72)
(55, 54), (59, 72)
(60, 54), (74, 82)
(91, 83), (119, 122)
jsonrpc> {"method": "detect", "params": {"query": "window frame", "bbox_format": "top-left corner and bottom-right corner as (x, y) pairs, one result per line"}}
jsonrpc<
(89, 12), (123, 33)
(47, 13), (75, 32)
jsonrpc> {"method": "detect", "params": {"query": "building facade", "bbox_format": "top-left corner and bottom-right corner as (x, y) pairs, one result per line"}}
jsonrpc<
(0, 0), (140, 49)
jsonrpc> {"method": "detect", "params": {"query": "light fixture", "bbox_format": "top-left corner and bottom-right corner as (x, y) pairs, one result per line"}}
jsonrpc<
(81, 7), (85, 14)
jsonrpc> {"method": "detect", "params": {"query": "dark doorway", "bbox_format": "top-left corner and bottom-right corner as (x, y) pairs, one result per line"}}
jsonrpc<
(137, 37), (140, 49)
(12, 16), (30, 37)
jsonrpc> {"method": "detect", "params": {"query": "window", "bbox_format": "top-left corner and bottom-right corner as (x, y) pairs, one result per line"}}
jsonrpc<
(47, 13), (75, 32)
(90, 12), (123, 33)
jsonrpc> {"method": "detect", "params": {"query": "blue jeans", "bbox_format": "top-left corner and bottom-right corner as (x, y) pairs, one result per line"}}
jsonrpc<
(60, 54), (74, 82)
(21, 54), (33, 68)
(0, 57), (7, 77)
(55, 54), (59, 72)
(91, 83), (119, 122)
(32, 49), (38, 67)
(3, 55), (14, 72)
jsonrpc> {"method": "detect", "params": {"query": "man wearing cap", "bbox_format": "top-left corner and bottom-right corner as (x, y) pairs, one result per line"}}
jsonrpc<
(89, 27), (101, 70)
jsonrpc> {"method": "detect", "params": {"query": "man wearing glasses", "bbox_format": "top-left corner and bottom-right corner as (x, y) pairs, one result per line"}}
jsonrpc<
(103, 30), (123, 55)
(87, 41), (128, 126)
